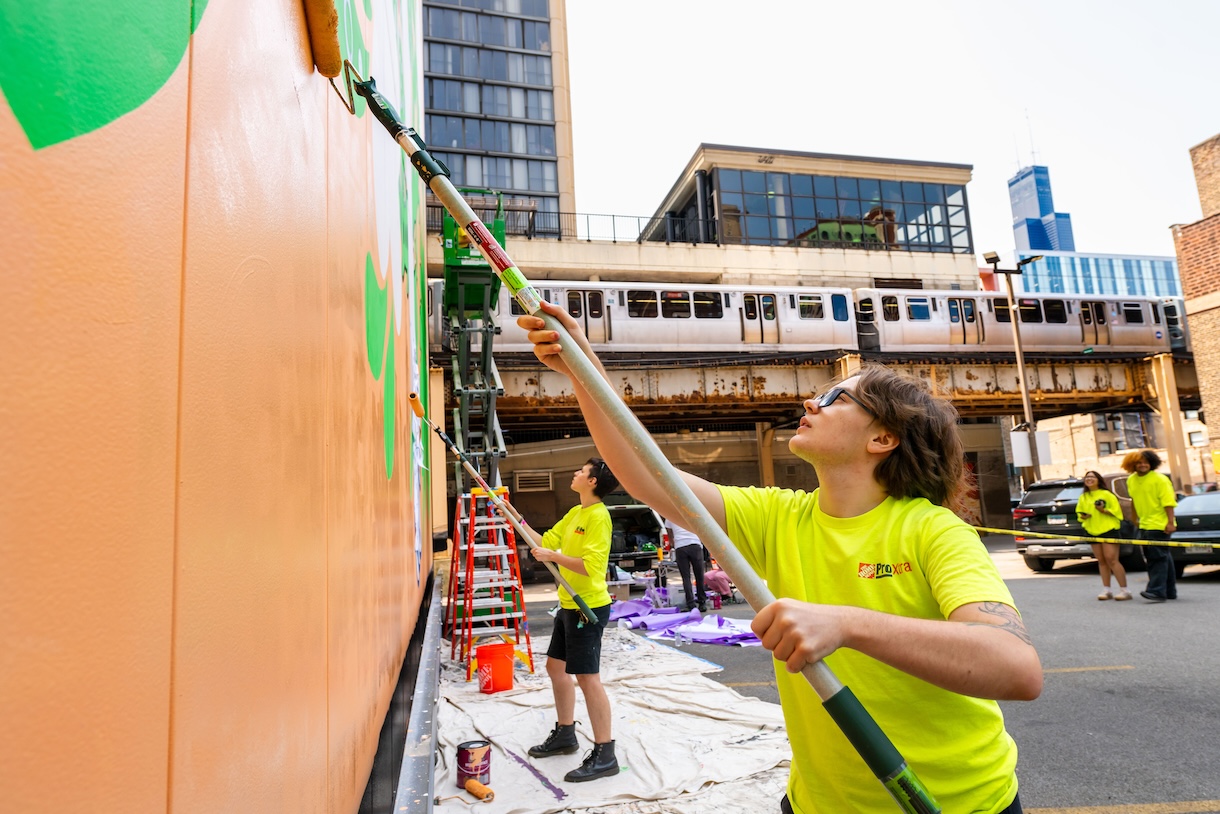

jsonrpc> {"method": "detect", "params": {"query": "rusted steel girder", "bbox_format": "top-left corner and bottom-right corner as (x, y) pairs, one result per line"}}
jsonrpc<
(486, 355), (1198, 433)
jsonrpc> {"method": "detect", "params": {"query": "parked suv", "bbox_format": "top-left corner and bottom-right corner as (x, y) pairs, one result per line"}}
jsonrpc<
(604, 496), (668, 576)
(1013, 475), (1145, 573)
(1168, 492), (1220, 576)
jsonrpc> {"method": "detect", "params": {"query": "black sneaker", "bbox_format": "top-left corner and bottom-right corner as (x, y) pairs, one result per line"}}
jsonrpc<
(1139, 591), (1167, 603)
(697, 601), (708, 612)
(528, 722), (578, 757)
(565, 741), (619, 782)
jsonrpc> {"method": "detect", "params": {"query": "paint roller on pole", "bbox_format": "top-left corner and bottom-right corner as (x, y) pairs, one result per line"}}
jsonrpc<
(408, 393), (597, 626)
(356, 80), (939, 813)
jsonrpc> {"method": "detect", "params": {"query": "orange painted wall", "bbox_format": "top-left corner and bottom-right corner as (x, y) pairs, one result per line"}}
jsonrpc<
(0, 2), (430, 812)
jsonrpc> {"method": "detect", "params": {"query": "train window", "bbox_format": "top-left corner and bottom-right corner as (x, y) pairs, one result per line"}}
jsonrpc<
(761, 294), (777, 320)
(948, 300), (960, 323)
(906, 297), (931, 321)
(588, 292), (604, 318)
(511, 298), (526, 316)
(832, 294), (849, 321)
(1018, 299), (1043, 324)
(1043, 300), (1068, 324)
(1121, 302), (1144, 324)
(693, 291), (723, 319)
(798, 294), (824, 319)
(627, 290), (658, 318)
(661, 291), (691, 318)
(857, 297), (876, 322)
(994, 299), (1011, 322)
(1151, 302), (1161, 323)
(723, 292), (731, 306)
(568, 292), (582, 318)
(744, 295), (758, 320)
(962, 299), (976, 323)
(882, 296), (900, 321)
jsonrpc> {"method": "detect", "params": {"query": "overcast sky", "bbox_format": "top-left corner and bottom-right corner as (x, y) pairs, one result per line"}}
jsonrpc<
(564, 0), (1218, 266)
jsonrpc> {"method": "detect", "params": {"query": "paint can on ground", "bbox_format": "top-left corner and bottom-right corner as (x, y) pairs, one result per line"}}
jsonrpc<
(456, 740), (491, 787)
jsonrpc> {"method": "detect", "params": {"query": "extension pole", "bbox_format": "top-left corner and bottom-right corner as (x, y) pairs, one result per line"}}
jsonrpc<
(355, 78), (939, 813)
(408, 394), (597, 625)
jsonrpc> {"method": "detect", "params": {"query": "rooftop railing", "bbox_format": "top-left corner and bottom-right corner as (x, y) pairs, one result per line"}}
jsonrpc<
(425, 202), (970, 253)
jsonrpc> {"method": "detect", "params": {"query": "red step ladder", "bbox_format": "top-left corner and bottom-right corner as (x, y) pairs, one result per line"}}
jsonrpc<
(445, 487), (534, 680)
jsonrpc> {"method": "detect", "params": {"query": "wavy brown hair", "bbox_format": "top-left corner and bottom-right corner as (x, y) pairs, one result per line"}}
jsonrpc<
(1121, 449), (1161, 472)
(850, 365), (965, 506)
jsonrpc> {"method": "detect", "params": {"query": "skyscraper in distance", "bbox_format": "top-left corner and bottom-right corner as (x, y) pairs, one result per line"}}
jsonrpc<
(1008, 164), (1075, 252)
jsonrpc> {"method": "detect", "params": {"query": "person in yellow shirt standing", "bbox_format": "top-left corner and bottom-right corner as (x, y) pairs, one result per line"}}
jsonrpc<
(525, 457), (621, 782)
(1122, 450), (1178, 602)
(518, 301), (1043, 814)
(1074, 470), (1131, 600)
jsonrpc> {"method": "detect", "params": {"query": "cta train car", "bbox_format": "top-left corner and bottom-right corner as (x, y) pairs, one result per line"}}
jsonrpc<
(429, 279), (1187, 357)
(855, 289), (1177, 355)
(430, 279), (860, 354)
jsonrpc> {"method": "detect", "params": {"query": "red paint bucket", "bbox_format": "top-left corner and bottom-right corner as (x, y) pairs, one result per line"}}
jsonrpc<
(476, 643), (515, 694)
(456, 740), (491, 787)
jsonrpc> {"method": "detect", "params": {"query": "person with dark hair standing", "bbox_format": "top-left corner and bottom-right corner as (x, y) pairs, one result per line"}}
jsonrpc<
(1122, 450), (1178, 602)
(1075, 470), (1131, 600)
(664, 516), (708, 611)
(518, 302), (1042, 814)
(525, 457), (622, 782)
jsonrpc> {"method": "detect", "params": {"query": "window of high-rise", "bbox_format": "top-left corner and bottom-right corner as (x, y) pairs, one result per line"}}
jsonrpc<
(423, 0), (560, 218)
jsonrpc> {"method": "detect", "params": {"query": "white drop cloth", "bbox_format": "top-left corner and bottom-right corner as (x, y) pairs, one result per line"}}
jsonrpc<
(435, 627), (790, 813)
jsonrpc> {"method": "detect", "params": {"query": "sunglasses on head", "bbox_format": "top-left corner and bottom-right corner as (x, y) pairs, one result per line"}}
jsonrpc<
(812, 386), (876, 418)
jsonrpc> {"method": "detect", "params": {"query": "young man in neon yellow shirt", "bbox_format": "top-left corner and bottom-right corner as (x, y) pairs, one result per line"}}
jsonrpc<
(525, 457), (621, 782)
(518, 302), (1043, 813)
(1122, 450), (1178, 602)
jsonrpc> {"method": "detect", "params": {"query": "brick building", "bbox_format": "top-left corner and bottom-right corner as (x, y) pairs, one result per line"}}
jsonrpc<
(1174, 133), (1220, 447)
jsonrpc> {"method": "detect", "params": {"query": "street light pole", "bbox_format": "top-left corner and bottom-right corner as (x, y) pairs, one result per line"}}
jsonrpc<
(986, 252), (1043, 487)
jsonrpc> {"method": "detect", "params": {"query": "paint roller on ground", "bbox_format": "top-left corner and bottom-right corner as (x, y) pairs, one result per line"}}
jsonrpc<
(408, 393), (597, 626)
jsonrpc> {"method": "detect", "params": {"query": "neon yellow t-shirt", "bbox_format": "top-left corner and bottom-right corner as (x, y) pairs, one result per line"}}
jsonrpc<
(718, 485), (1020, 814)
(1075, 489), (1121, 537)
(1126, 471), (1177, 531)
(540, 503), (612, 610)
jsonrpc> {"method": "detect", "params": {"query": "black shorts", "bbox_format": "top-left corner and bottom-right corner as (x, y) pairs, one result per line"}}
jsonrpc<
(546, 604), (612, 675)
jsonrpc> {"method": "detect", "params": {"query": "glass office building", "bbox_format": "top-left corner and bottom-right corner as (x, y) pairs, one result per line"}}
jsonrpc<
(422, 0), (567, 219)
(1009, 165), (1076, 252)
(1015, 251), (1181, 297)
(713, 169), (973, 253)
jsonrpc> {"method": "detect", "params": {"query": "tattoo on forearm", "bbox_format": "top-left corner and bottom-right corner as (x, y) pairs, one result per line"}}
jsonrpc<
(966, 602), (1033, 646)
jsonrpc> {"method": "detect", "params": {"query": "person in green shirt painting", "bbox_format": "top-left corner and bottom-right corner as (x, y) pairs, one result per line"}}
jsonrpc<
(1122, 450), (1178, 602)
(517, 301), (1043, 814)
(1074, 470), (1131, 601)
(525, 457), (622, 782)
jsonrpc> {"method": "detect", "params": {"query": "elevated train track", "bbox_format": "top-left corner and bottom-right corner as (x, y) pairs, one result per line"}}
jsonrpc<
(468, 350), (1198, 435)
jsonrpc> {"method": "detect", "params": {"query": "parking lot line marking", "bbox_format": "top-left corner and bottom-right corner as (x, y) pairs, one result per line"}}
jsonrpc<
(1043, 664), (1134, 673)
(1027, 802), (1220, 813)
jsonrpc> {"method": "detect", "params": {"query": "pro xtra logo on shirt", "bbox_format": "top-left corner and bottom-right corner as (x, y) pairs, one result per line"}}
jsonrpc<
(858, 561), (913, 579)
(574, 526), (586, 535)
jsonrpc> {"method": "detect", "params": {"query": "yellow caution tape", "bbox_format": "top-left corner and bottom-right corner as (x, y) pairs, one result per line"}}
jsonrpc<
(972, 525), (1220, 550)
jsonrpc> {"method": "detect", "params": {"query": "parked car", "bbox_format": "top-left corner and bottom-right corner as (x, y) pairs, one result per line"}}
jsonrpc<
(1168, 492), (1220, 576)
(1013, 475), (1145, 573)
(604, 496), (669, 576)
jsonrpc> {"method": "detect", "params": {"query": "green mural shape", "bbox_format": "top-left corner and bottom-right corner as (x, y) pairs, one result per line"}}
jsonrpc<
(365, 253), (388, 380)
(0, 0), (208, 149)
(365, 250), (398, 480)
